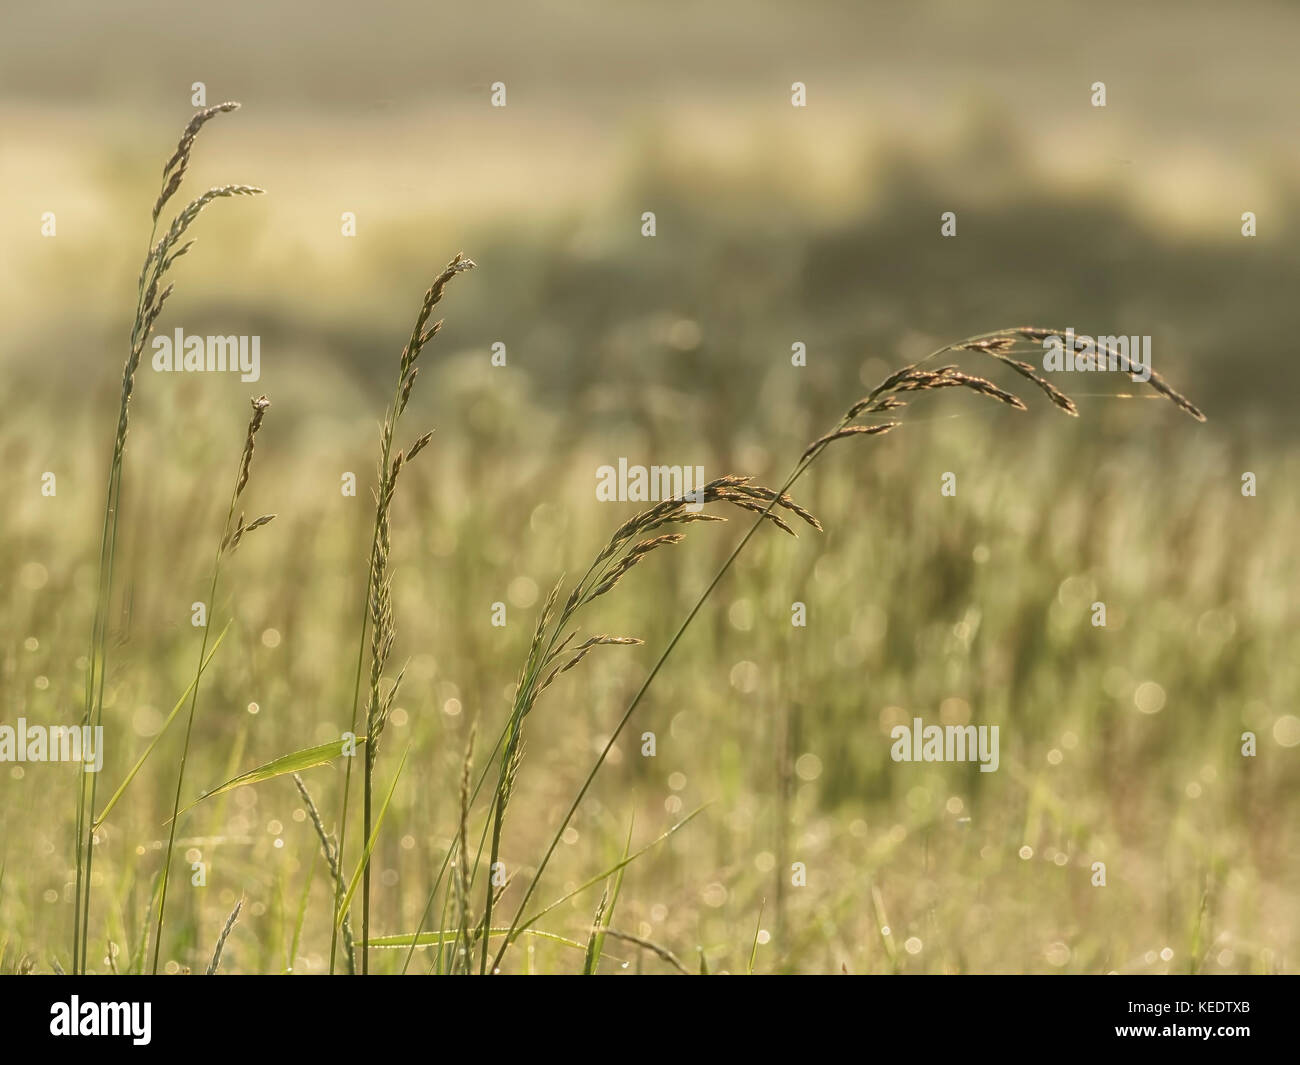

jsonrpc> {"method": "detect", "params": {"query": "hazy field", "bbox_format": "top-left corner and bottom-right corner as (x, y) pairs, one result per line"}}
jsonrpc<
(1, 1), (1297, 975)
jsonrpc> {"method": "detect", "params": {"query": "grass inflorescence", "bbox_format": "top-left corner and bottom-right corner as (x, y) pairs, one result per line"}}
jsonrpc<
(331, 254), (475, 975)
(73, 103), (263, 976)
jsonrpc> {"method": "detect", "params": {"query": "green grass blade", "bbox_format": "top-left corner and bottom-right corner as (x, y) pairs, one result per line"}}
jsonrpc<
(129, 872), (163, 975)
(518, 805), (706, 935)
(366, 927), (588, 953)
(287, 854), (315, 973)
(174, 734), (366, 820)
(92, 620), (231, 829)
(748, 897), (765, 974)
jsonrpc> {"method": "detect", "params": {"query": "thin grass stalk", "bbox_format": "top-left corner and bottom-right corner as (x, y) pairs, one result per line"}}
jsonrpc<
(75, 201), (158, 977)
(331, 255), (473, 975)
(400, 724), (506, 973)
(330, 510), (379, 975)
(477, 574), (629, 971)
(489, 496), (781, 971)
(477, 482), (806, 971)
(452, 727), (476, 973)
(151, 397), (274, 973)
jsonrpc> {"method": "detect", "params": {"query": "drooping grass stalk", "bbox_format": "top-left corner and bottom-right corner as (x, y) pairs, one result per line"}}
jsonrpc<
(151, 397), (276, 973)
(597, 928), (690, 974)
(73, 103), (261, 974)
(330, 254), (474, 975)
(489, 327), (1205, 971)
(402, 485), (805, 973)
(410, 514), (773, 970)
(477, 478), (820, 973)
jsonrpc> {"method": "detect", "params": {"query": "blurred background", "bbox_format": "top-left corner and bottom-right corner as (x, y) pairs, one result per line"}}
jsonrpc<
(1, 0), (1297, 973)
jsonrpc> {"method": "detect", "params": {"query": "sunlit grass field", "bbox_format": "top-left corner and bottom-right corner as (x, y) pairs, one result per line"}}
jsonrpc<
(1, 0), (1298, 971)
(3, 207), (1296, 972)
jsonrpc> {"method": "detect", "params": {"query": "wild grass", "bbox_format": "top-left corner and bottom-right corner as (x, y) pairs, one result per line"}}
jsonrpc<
(474, 473), (822, 971)
(337, 323), (1205, 975)
(11, 106), (1285, 977)
(65, 128), (1208, 968)
(332, 255), (475, 974)
(72, 103), (262, 975)
(485, 327), (1205, 971)
(151, 396), (275, 972)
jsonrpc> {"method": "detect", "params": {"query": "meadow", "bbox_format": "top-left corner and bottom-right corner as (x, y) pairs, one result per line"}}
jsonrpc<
(1, 2), (1298, 975)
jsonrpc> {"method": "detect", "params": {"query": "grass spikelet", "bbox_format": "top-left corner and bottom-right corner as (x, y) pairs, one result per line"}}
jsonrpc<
(1003, 326), (1205, 420)
(536, 636), (646, 698)
(155, 101), (241, 219)
(713, 495), (798, 535)
(800, 422), (901, 462)
(1145, 372), (1207, 422)
(981, 353), (1079, 416)
(292, 774), (355, 974)
(205, 897), (243, 975)
(728, 484), (823, 531)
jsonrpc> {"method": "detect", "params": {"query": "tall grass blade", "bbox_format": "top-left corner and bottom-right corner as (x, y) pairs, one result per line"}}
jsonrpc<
(92, 621), (231, 829)
(178, 737), (367, 818)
